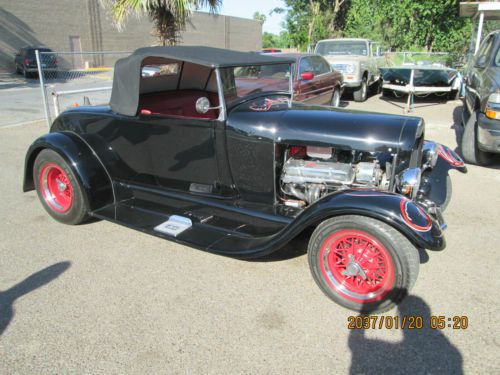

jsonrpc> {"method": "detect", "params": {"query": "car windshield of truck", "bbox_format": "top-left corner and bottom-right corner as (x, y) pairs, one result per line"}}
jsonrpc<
(220, 64), (291, 105)
(316, 41), (368, 56)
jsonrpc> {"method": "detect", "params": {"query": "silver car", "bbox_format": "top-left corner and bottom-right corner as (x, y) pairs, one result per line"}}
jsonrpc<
(315, 38), (383, 102)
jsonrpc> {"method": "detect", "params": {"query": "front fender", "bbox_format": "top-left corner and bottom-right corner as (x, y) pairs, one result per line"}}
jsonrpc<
(298, 189), (445, 251)
(420, 142), (467, 207)
(23, 131), (113, 211)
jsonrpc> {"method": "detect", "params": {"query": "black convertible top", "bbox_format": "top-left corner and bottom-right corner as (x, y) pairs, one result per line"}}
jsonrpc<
(110, 46), (294, 116)
(130, 46), (294, 68)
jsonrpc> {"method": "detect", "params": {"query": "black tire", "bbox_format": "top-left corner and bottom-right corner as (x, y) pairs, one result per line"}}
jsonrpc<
(308, 215), (419, 314)
(449, 89), (460, 101)
(382, 88), (393, 97)
(372, 78), (383, 94)
(330, 86), (341, 108)
(353, 77), (368, 102)
(461, 110), (492, 166)
(34, 149), (89, 225)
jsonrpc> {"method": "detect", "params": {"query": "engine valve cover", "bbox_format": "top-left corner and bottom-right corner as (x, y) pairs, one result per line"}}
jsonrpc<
(281, 159), (355, 185)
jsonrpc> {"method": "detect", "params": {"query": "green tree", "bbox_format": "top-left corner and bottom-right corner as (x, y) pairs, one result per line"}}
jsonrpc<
(253, 11), (267, 23)
(103, 0), (222, 46)
(262, 31), (293, 48)
(278, 0), (350, 51)
(344, 0), (472, 54)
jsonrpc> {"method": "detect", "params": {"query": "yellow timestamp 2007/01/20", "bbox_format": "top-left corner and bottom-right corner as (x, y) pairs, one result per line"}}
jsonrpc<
(347, 315), (469, 330)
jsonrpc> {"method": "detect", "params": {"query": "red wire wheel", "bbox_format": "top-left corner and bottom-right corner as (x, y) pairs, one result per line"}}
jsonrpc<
(319, 229), (394, 303)
(39, 163), (73, 213)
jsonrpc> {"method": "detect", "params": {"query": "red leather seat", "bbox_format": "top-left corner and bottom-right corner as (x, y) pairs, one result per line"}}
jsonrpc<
(138, 90), (219, 119)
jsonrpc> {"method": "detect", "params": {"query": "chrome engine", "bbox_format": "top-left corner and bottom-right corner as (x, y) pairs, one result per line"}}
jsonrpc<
(280, 146), (389, 205)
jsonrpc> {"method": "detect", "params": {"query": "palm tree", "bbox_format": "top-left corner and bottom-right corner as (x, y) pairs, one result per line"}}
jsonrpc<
(103, 0), (222, 46)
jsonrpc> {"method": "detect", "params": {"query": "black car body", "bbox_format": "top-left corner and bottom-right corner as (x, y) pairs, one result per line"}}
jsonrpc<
(23, 46), (466, 313)
(463, 30), (500, 165)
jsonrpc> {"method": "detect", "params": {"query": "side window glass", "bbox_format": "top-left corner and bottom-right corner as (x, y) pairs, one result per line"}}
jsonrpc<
(476, 36), (493, 63)
(299, 57), (313, 74)
(495, 46), (500, 66)
(312, 56), (330, 74)
(141, 63), (180, 78)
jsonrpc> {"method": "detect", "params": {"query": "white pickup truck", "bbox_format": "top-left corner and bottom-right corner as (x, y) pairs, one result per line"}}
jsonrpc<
(315, 38), (383, 102)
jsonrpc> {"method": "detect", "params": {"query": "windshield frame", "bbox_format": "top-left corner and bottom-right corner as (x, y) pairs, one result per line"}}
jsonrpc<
(316, 40), (369, 57)
(215, 63), (293, 117)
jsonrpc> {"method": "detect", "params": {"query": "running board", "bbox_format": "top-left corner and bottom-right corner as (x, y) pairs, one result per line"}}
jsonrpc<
(91, 198), (291, 256)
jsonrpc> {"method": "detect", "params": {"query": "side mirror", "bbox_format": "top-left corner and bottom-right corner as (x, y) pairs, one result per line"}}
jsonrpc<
(195, 97), (221, 114)
(475, 55), (488, 68)
(300, 72), (315, 81)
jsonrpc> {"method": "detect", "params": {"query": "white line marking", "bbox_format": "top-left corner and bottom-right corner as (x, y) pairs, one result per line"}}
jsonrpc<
(0, 119), (45, 129)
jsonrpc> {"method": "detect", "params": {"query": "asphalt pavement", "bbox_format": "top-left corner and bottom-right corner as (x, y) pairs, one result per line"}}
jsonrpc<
(0, 72), (112, 127)
(0, 94), (499, 374)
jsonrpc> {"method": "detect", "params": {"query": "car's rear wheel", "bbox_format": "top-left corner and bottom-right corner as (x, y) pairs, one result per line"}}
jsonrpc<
(330, 87), (341, 108)
(461, 110), (492, 166)
(353, 77), (368, 102)
(34, 149), (89, 224)
(308, 215), (419, 313)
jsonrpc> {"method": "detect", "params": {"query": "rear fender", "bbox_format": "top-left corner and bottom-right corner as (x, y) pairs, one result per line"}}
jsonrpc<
(298, 189), (445, 251)
(23, 131), (113, 211)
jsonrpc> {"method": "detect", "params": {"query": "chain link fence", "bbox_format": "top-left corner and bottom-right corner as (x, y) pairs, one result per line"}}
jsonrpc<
(36, 51), (130, 126)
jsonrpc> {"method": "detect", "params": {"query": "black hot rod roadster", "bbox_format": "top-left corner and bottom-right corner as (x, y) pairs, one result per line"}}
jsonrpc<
(23, 46), (466, 313)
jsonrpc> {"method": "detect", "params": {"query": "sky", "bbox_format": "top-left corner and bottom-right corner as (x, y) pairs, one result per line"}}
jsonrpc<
(201, 0), (286, 34)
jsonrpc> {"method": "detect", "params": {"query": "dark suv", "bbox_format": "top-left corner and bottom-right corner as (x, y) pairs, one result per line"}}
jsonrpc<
(462, 31), (500, 165)
(14, 46), (57, 78)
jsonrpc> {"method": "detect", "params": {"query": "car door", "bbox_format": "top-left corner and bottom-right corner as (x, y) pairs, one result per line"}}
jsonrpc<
(296, 56), (328, 104)
(312, 55), (336, 104)
(466, 34), (495, 113)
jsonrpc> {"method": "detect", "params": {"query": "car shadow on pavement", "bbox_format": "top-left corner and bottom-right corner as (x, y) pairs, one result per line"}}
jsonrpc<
(348, 292), (463, 375)
(0, 261), (70, 336)
(450, 104), (500, 169)
(249, 228), (312, 262)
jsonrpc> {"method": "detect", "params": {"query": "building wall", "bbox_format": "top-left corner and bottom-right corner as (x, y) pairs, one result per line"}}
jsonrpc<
(0, 0), (262, 72)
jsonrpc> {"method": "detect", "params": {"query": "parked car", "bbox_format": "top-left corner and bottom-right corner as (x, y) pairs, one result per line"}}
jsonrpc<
(14, 46), (57, 78)
(315, 38), (383, 102)
(462, 30), (500, 165)
(262, 48), (282, 53)
(272, 53), (344, 107)
(23, 46), (466, 313)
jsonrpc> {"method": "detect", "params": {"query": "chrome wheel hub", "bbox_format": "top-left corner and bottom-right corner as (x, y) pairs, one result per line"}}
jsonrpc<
(341, 254), (368, 280)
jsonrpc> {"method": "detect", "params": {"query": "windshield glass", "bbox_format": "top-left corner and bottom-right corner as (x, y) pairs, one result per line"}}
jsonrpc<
(220, 63), (291, 105)
(315, 41), (368, 56)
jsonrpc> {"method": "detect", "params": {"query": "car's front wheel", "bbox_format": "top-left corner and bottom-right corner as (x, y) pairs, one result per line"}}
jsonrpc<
(461, 110), (492, 166)
(330, 87), (341, 108)
(308, 215), (419, 313)
(34, 149), (89, 224)
(353, 77), (368, 102)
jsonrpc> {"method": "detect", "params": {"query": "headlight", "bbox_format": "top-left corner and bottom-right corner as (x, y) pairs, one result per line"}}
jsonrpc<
(345, 64), (356, 74)
(422, 141), (438, 169)
(396, 168), (422, 199)
(485, 92), (500, 120)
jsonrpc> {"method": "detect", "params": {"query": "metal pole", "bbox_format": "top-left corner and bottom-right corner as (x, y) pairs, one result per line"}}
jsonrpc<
(52, 93), (60, 117)
(475, 11), (484, 54)
(36, 50), (52, 128)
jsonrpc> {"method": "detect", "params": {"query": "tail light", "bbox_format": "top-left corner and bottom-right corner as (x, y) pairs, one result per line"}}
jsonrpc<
(54, 58), (58, 65)
(24, 58), (29, 65)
